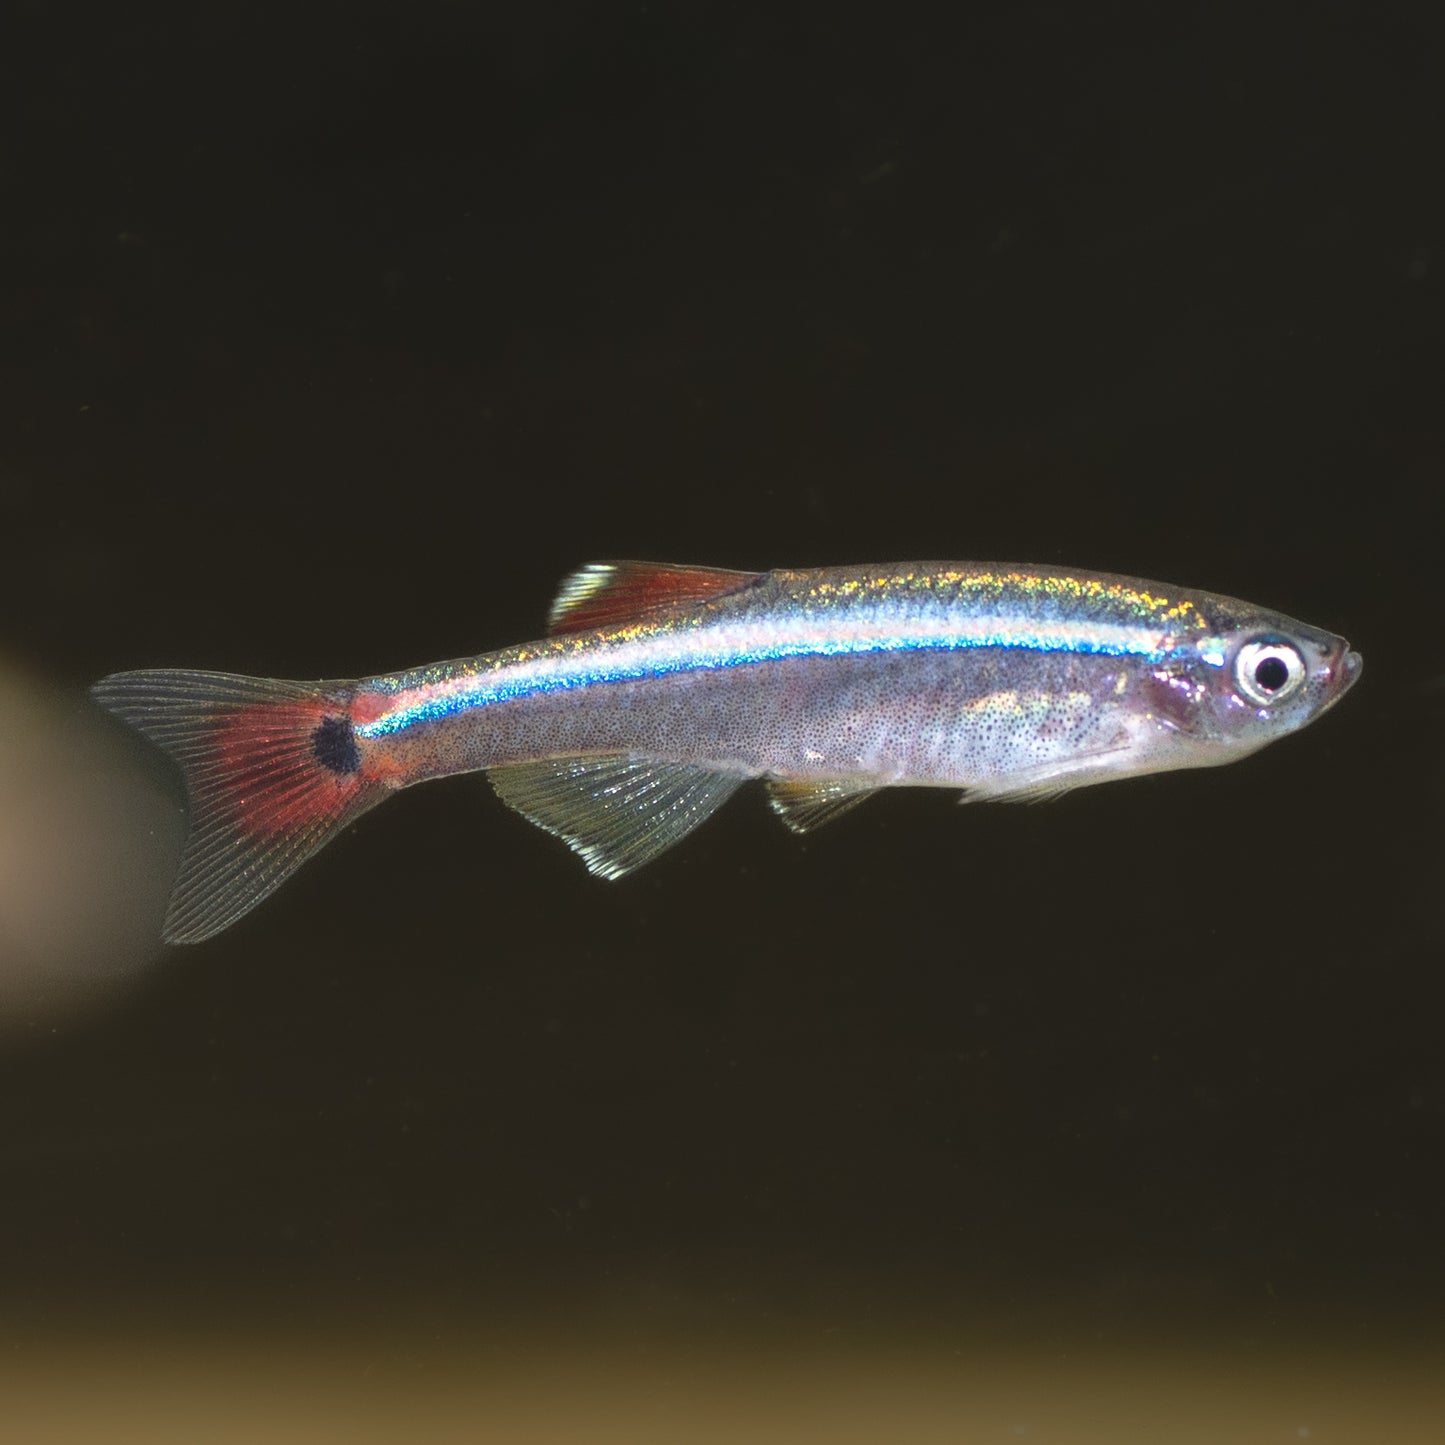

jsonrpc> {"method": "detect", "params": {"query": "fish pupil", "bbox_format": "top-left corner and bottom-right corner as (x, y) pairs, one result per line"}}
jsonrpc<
(1254, 656), (1290, 693)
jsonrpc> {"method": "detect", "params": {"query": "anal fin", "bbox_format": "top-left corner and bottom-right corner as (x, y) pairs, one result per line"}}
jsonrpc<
(766, 777), (879, 834)
(489, 754), (744, 879)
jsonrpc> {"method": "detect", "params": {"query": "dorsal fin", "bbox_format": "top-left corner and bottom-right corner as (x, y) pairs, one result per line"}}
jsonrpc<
(546, 561), (760, 635)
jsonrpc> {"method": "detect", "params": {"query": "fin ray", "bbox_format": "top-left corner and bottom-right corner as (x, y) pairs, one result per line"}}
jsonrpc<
(489, 753), (744, 878)
(546, 561), (760, 635)
(766, 777), (879, 833)
(92, 669), (384, 943)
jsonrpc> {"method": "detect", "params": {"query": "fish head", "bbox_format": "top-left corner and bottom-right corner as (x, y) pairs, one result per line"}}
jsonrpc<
(1141, 601), (1361, 762)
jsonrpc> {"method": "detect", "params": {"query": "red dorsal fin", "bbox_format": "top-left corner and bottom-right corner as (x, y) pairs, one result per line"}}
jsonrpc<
(546, 560), (761, 635)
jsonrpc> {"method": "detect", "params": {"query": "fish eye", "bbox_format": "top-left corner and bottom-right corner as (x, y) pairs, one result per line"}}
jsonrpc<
(1234, 639), (1307, 707)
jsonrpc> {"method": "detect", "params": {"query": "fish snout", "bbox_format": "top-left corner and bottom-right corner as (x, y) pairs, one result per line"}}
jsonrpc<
(1324, 643), (1363, 700)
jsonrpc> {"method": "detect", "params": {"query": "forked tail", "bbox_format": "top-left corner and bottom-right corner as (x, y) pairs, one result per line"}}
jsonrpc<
(92, 669), (387, 944)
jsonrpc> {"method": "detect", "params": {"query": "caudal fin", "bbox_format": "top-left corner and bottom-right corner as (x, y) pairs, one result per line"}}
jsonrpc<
(91, 669), (387, 944)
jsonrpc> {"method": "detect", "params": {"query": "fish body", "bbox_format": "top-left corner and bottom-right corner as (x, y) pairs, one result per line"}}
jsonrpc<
(93, 560), (1361, 943)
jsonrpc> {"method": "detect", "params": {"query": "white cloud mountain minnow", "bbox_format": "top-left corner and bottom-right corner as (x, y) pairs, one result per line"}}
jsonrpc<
(92, 560), (1362, 944)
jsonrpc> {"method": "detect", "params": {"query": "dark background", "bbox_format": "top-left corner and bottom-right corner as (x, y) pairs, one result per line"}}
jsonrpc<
(2, 0), (1442, 1365)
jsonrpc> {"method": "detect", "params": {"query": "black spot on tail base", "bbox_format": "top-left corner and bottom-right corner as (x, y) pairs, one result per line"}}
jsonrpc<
(313, 715), (362, 775)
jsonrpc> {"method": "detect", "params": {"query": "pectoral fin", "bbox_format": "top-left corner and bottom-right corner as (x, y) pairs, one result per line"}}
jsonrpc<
(959, 736), (1133, 805)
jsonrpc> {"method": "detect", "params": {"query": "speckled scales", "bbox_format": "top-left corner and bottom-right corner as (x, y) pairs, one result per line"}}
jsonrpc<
(354, 563), (1210, 796)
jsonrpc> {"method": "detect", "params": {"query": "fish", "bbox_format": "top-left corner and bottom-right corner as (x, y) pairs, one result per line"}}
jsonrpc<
(92, 559), (1362, 944)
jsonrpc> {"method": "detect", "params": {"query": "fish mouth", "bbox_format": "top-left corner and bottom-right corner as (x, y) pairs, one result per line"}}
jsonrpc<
(1322, 645), (1363, 707)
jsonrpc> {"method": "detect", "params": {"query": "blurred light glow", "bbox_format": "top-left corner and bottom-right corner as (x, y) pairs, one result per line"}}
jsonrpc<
(0, 658), (182, 1022)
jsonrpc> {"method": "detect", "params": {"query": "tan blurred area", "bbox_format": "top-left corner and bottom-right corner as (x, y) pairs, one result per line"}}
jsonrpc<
(0, 656), (180, 1022)
(1, 1329), (1441, 1445)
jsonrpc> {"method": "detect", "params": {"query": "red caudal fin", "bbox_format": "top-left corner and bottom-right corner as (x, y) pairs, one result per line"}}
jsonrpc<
(91, 669), (387, 944)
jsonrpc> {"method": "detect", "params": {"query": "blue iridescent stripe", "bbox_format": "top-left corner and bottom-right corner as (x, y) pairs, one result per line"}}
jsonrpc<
(355, 626), (1180, 739)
